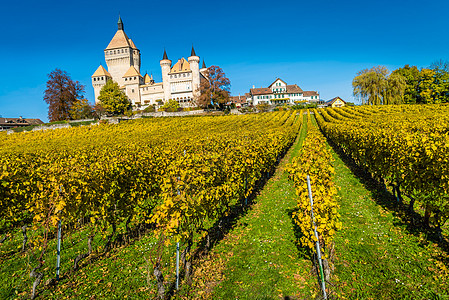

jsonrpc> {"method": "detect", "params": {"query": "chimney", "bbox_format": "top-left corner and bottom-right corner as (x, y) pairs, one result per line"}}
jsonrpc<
(252, 85), (255, 89)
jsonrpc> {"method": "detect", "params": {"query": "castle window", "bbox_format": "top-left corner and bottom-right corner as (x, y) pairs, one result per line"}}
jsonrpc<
(132, 89), (135, 93)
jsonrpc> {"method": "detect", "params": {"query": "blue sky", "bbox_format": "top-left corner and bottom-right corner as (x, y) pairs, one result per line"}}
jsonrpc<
(1, 0), (448, 122)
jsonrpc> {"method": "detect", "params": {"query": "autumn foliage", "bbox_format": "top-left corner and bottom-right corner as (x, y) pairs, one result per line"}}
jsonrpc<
(43, 69), (85, 122)
(197, 66), (230, 108)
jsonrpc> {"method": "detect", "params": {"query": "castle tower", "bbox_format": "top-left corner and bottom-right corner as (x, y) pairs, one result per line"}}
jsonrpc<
(104, 16), (140, 87)
(123, 66), (142, 106)
(188, 46), (200, 99)
(160, 50), (172, 101)
(91, 65), (112, 103)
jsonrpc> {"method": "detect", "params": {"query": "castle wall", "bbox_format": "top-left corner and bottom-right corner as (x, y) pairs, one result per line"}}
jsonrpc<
(105, 47), (133, 86)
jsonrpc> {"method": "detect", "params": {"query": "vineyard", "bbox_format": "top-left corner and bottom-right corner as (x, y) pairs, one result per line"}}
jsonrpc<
(316, 104), (449, 232)
(0, 107), (448, 299)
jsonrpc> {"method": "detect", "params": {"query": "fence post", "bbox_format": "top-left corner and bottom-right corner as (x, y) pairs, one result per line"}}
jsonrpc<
(56, 220), (62, 281)
(307, 175), (327, 300)
(175, 150), (187, 290)
(245, 176), (248, 205)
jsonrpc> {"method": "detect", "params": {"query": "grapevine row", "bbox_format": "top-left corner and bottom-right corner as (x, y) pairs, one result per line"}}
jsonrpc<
(316, 105), (449, 229)
(287, 112), (340, 257)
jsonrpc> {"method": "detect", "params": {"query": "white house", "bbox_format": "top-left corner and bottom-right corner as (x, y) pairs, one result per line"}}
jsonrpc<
(248, 78), (320, 106)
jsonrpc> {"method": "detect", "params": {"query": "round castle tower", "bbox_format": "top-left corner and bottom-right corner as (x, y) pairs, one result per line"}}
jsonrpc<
(160, 50), (172, 101)
(188, 46), (200, 99)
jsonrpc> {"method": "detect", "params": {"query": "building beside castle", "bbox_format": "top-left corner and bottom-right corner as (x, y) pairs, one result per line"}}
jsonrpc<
(92, 17), (208, 108)
(247, 78), (320, 106)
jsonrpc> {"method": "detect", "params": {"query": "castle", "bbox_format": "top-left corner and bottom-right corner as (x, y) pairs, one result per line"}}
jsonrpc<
(92, 17), (208, 108)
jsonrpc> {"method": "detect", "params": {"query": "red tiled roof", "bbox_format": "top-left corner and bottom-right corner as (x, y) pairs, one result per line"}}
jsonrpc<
(268, 78), (288, 88)
(302, 91), (319, 97)
(251, 88), (272, 95)
(230, 96), (247, 104)
(286, 84), (303, 93)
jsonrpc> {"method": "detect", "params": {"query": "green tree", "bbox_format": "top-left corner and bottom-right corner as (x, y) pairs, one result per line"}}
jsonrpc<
(429, 60), (449, 103)
(353, 66), (388, 105)
(385, 72), (406, 105)
(160, 99), (180, 112)
(391, 65), (420, 104)
(353, 66), (405, 105)
(69, 98), (94, 120)
(98, 80), (130, 115)
(417, 68), (437, 104)
(44, 69), (85, 121)
(256, 102), (270, 112)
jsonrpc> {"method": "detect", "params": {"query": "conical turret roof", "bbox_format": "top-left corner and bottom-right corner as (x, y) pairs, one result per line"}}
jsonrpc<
(92, 65), (111, 77)
(144, 73), (152, 84)
(123, 66), (142, 78)
(162, 49), (168, 60)
(191, 45), (197, 57)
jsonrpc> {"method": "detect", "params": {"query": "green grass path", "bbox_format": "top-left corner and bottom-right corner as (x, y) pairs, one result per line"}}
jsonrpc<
(330, 141), (449, 299)
(187, 114), (318, 299)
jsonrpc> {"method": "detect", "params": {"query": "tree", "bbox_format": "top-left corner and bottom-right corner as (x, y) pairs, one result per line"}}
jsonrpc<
(93, 103), (106, 120)
(417, 68), (438, 104)
(160, 99), (180, 112)
(197, 66), (230, 109)
(256, 102), (270, 112)
(352, 66), (405, 105)
(429, 60), (449, 103)
(44, 69), (85, 122)
(69, 98), (94, 120)
(385, 72), (406, 105)
(98, 80), (131, 115)
(391, 65), (420, 104)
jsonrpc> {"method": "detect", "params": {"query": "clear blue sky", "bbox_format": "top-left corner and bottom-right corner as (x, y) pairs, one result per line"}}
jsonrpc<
(1, 0), (448, 122)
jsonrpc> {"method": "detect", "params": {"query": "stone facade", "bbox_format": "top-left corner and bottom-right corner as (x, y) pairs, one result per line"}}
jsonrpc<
(92, 17), (208, 108)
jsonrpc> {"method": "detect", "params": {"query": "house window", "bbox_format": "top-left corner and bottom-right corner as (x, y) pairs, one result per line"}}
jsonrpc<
(132, 89), (135, 93)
